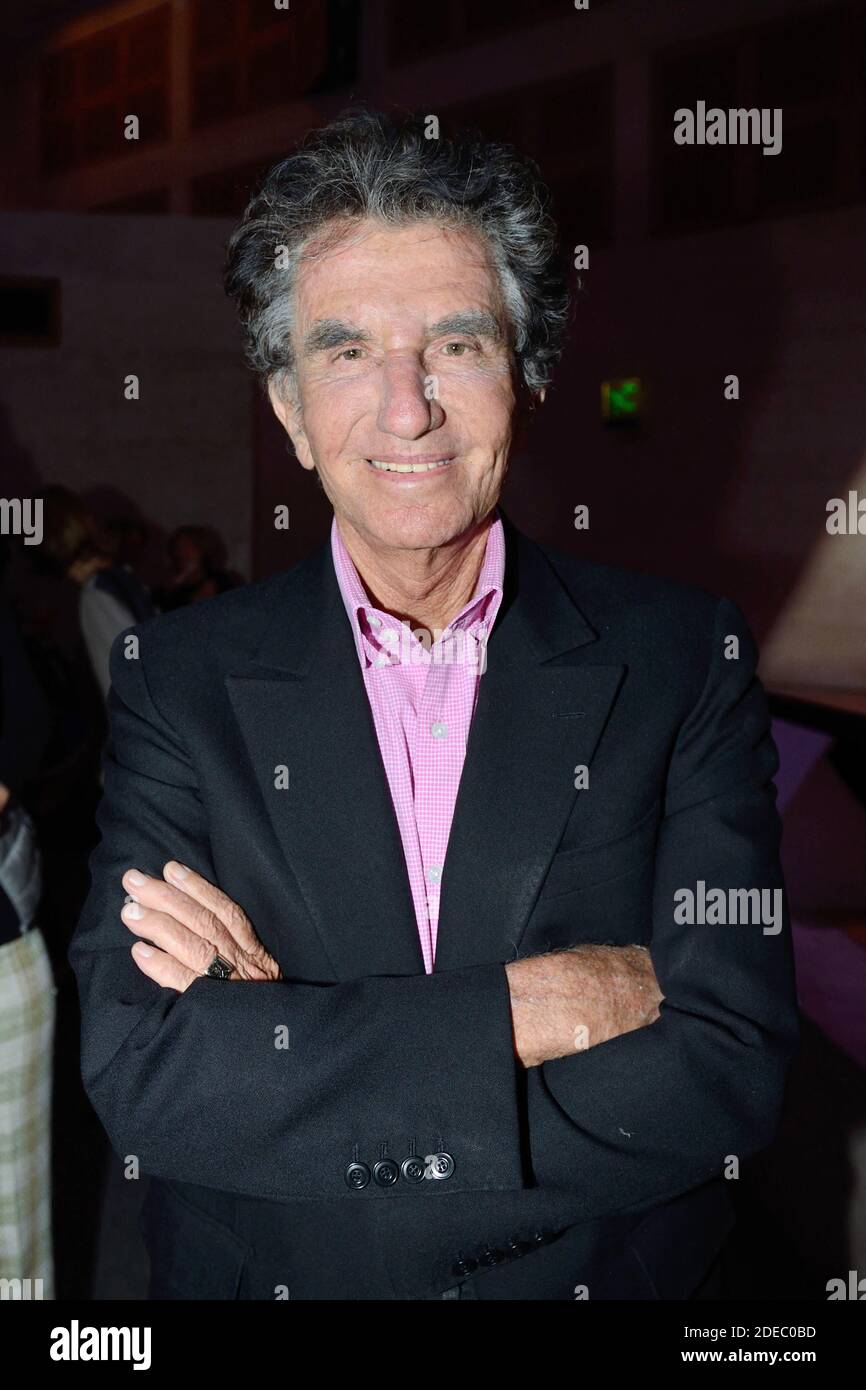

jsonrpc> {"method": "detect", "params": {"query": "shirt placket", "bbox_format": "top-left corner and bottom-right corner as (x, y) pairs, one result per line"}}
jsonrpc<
(415, 658), (445, 970)
(416, 623), (478, 968)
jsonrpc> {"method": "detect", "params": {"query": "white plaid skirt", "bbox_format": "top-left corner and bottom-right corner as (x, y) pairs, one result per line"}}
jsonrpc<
(0, 928), (55, 1299)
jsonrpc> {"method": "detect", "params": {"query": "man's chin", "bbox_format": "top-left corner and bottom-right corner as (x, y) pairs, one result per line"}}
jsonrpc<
(352, 501), (477, 554)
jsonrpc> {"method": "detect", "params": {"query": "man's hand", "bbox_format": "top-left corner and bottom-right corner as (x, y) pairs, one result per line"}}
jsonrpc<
(121, 861), (281, 992)
(505, 945), (662, 1068)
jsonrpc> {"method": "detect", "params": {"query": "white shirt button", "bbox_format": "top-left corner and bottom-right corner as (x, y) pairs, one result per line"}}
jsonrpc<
(375, 654), (389, 667)
(431, 721), (448, 739)
(368, 614), (382, 629)
(428, 865), (442, 885)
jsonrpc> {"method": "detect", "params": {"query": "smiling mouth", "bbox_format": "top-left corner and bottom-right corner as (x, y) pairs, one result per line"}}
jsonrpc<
(365, 457), (455, 474)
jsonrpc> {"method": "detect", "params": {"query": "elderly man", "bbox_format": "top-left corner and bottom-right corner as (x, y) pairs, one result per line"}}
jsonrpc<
(70, 111), (798, 1301)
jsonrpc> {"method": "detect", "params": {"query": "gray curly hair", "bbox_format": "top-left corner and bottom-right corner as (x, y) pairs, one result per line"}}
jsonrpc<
(223, 109), (570, 403)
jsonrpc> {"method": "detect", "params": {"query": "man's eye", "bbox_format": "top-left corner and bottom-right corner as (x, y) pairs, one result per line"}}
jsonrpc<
(337, 347), (364, 361)
(442, 341), (474, 356)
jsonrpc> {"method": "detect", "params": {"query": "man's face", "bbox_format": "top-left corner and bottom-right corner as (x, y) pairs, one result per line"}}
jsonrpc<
(268, 219), (519, 554)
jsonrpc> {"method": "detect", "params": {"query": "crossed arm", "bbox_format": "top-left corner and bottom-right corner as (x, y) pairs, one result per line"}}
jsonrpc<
(121, 859), (662, 1068)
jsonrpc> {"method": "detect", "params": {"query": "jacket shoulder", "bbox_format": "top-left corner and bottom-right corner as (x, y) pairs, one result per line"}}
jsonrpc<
(535, 538), (731, 637)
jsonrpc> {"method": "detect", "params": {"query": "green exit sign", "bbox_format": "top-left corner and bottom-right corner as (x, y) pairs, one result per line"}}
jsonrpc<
(601, 378), (643, 425)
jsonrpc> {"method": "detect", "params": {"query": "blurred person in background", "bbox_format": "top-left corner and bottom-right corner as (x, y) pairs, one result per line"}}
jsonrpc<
(0, 554), (55, 1298)
(102, 517), (150, 582)
(154, 525), (242, 612)
(39, 488), (156, 701)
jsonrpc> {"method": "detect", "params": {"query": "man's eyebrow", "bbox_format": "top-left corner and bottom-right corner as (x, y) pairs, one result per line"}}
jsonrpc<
(427, 311), (505, 343)
(302, 319), (372, 356)
(301, 310), (507, 357)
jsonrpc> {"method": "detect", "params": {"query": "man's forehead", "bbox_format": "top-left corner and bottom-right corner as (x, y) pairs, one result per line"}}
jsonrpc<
(295, 220), (500, 306)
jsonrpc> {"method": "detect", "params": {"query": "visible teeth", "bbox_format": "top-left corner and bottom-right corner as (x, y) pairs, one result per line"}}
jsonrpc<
(367, 459), (451, 473)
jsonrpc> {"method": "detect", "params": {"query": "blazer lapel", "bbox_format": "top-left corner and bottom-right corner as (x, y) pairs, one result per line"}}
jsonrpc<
(225, 543), (424, 980)
(433, 522), (626, 973)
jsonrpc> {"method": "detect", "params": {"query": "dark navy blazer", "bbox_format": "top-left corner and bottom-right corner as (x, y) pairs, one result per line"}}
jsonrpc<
(69, 516), (799, 1299)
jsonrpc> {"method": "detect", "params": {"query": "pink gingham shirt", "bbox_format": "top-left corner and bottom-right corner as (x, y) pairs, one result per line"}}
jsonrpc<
(331, 514), (505, 973)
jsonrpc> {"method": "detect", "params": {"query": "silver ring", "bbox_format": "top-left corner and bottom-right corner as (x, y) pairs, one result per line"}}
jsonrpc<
(205, 952), (233, 980)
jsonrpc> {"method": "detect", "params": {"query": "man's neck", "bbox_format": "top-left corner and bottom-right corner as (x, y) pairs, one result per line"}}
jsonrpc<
(337, 516), (493, 634)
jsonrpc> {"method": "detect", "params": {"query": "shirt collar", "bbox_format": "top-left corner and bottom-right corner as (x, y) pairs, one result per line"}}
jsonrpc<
(331, 510), (505, 669)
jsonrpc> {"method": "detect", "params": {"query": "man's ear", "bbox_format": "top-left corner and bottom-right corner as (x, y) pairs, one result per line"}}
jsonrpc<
(267, 379), (315, 472)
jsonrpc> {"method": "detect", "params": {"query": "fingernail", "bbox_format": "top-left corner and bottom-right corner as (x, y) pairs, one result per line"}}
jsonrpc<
(164, 861), (189, 882)
(133, 943), (153, 957)
(123, 901), (144, 920)
(126, 869), (146, 887)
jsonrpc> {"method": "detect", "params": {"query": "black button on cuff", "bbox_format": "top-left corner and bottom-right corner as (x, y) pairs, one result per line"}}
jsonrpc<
(373, 1158), (399, 1187)
(401, 1155), (426, 1183)
(345, 1161), (371, 1190)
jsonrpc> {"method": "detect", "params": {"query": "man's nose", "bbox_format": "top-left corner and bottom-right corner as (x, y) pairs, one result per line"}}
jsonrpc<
(376, 356), (445, 439)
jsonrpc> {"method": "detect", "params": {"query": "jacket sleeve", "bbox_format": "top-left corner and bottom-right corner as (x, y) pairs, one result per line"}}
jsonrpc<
(69, 631), (525, 1201)
(523, 596), (800, 1217)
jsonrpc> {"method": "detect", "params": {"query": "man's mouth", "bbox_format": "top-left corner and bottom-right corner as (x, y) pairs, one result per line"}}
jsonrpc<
(365, 457), (455, 474)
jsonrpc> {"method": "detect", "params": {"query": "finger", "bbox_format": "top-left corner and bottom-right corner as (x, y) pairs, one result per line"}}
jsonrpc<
(122, 869), (239, 959)
(122, 899), (234, 979)
(130, 940), (198, 993)
(121, 895), (274, 983)
(122, 865), (251, 949)
(161, 861), (262, 956)
(121, 868), (275, 981)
